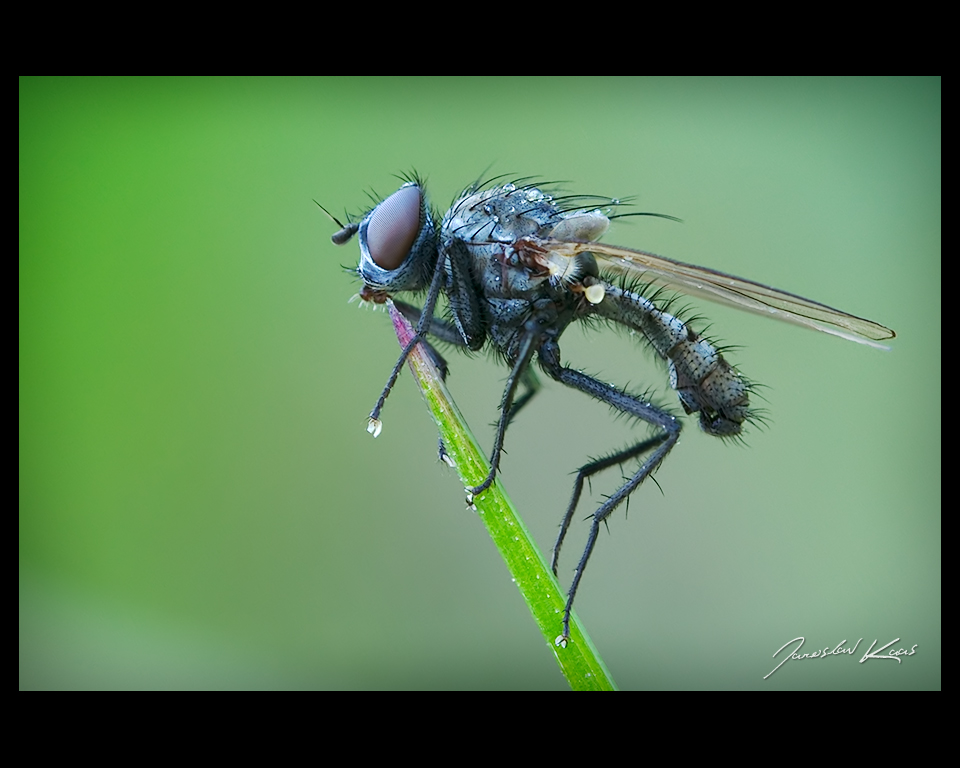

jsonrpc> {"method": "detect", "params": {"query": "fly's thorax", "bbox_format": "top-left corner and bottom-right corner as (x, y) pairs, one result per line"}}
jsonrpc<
(443, 184), (568, 244)
(485, 294), (578, 364)
(442, 183), (611, 255)
(441, 183), (611, 306)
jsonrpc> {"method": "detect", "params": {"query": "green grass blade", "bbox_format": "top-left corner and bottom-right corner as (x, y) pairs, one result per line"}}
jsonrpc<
(386, 301), (617, 691)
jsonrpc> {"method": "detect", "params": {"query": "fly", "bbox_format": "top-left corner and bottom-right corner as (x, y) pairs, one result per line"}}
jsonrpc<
(326, 173), (895, 646)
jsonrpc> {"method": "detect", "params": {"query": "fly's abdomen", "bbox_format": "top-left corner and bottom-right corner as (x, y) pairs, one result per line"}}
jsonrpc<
(600, 284), (751, 437)
(669, 340), (750, 436)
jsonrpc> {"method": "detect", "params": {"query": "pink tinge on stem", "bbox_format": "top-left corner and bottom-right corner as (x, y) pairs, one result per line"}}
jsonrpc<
(388, 301), (415, 347)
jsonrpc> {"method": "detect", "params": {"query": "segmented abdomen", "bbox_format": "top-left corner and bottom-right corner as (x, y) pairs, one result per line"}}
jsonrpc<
(600, 284), (751, 437)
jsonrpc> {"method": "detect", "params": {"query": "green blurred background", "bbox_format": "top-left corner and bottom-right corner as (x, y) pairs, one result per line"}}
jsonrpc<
(20, 77), (940, 690)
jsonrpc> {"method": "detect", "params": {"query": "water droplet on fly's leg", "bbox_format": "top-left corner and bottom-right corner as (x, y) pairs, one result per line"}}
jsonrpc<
(367, 418), (383, 438)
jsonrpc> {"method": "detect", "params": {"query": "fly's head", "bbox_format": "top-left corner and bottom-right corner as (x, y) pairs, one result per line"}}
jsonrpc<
(331, 181), (439, 299)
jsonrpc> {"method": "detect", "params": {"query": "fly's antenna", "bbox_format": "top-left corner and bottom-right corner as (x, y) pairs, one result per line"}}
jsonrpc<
(315, 200), (360, 245)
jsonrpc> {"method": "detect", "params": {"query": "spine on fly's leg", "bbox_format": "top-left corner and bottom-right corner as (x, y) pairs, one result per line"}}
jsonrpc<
(596, 283), (752, 437)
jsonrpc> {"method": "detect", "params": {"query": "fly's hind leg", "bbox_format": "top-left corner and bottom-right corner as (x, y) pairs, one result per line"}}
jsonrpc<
(550, 435), (668, 576)
(538, 340), (681, 646)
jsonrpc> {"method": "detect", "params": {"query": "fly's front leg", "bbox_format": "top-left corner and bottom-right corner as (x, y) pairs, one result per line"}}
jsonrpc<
(393, 299), (468, 381)
(538, 341), (681, 646)
(393, 300), (469, 348)
(372, 237), (485, 434)
(367, 254), (449, 436)
(443, 238), (487, 352)
(393, 298), (475, 466)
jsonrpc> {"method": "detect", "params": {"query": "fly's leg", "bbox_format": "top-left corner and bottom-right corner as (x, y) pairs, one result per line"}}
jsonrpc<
(394, 299), (541, 413)
(504, 368), (541, 429)
(368, 239), (487, 435)
(393, 299), (465, 381)
(393, 300), (468, 349)
(394, 299), (476, 466)
(538, 340), (681, 646)
(397, 287), (541, 433)
(396, 298), (542, 472)
(367, 255), (448, 434)
(467, 368), (540, 479)
(550, 435), (667, 577)
(468, 321), (543, 499)
(443, 238), (487, 352)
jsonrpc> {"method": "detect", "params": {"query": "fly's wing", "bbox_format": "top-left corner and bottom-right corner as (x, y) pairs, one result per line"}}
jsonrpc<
(537, 238), (895, 349)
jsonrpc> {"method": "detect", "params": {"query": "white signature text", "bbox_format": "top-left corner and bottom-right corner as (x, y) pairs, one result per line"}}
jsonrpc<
(764, 636), (917, 679)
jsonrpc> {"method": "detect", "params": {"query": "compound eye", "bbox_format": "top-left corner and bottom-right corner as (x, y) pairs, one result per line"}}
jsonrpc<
(366, 185), (422, 270)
